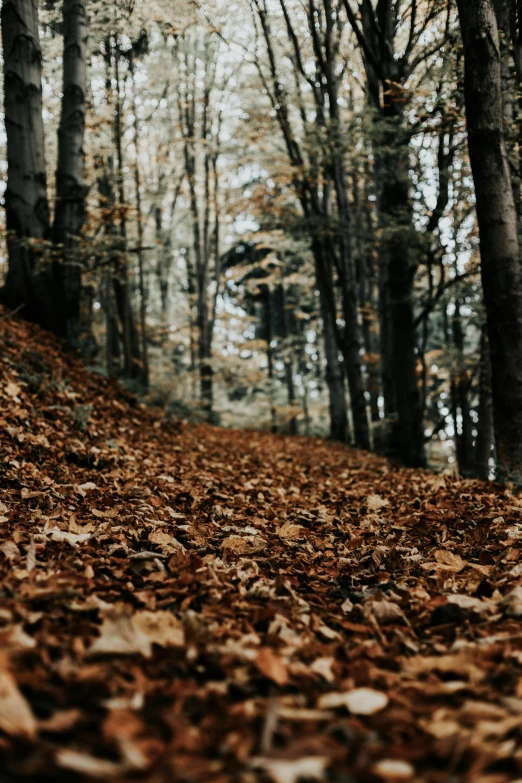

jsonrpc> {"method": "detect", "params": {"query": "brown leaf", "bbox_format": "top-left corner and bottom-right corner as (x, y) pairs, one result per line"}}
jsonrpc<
(148, 530), (185, 553)
(88, 610), (152, 658)
(318, 688), (388, 715)
(0, 666), (37, 740)
(255, 647), (288, 685)
(222, 534), (267, 554)
(133, 610), (185, 648)
(55, 749), (124, 778)
(251, 756), (328, 783)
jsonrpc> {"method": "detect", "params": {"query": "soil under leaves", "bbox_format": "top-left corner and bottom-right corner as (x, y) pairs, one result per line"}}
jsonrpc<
(2, 313), (522, 783)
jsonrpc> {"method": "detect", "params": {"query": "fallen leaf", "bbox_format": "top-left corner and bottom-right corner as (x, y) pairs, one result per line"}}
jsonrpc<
(310, 656), (335, 682)
(318, 687), (388, 715)
(277, 521), (304, 539)
(0, 666), (37, 740)
(370, 599), (406, 625)
(255, 647), (288, 685)
(133, 610), (185, 648)
(5, 382), (21, 398)
(55, 748), (124, 778)
(148, 530), (185, 553)
(88, 610), (152, 658)
(367, 494), (389, 510)
(373, 759), (415, 780)
(222, 534), (267, 554)
(0, 624), (36, 653)
(251, 756), (328, 783)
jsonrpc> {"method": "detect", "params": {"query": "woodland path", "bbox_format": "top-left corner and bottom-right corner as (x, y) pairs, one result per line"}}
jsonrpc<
(0, 311), (522, 782)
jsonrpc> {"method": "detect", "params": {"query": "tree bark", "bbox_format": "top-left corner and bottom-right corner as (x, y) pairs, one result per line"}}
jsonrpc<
(281, 282), (298, 435)
(53, 0), (88, 346)
(457, 0), (522, 481)
(475, 325), (494, 480)
(130, 51), (149, 389)
(452, 298), (474, 476)
(1, 0), (55, 328)
(313, 243), (350, 443)
(346, 0), (425, 465)
(113, 38), (141, 380)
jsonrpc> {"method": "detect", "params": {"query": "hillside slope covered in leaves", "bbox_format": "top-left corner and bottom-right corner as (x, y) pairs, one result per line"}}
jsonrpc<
(2, 312), (522, 782)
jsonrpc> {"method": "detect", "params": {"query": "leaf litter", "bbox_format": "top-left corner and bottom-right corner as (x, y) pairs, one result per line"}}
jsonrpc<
(2, 313), (522, 781)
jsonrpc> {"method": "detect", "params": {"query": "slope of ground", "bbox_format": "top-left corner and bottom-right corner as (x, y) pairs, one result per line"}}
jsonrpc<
(1, 311), (522, 783)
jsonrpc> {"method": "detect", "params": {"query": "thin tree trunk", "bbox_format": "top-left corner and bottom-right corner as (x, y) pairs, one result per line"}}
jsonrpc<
(313, 242), (350, 443)
(97, 161), (121, 373)
(53, 0), (88, 346)
(281, 282), (298, 435)
(265, 289), (278, 433)
(457, 0), (522, 481)
(452, 298), (474, 476)
(475, 325), (494, 480)
(130, 51), (149, 389)
(113, 38), (141, 379)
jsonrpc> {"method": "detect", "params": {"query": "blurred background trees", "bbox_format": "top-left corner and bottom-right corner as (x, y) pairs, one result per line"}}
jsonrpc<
(1, 0), (516, 479)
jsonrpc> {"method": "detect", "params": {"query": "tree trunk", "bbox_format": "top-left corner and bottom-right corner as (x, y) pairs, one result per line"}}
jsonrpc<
(493, 0), (521, 239)
(154, 205), (169, 315)
(265, 289), (278, 433)
(313, 242), (350, 443)
(378, 113), (425, 467)
(198, 293), (213, 416)
(452, 298), (474, 476)
(475, 325), (494, 480)
(130, 51), (149, 389)
(53, 0), (88, 346)
(281, 283), (298, 436)
(113, 38), (141, 380)
(457, 0), (522, 482)
(1, 0), (55, 328)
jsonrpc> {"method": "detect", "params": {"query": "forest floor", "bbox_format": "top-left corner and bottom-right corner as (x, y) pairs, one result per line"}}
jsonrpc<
(1, 312), (522, 783)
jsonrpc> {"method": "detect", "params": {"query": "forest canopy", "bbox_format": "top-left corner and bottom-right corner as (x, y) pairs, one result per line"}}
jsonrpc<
(1, 0), (521, 481)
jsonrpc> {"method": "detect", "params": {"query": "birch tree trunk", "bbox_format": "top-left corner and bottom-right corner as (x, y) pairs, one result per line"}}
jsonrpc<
(53, 0), (88, 345)
(457, 0), (522, 481)
(1, 0), (54, 327)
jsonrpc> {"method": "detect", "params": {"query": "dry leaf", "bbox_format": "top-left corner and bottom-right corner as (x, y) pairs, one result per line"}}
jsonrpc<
(222, 534), (267, 554)
(55, 748), (123, 778)
(251, 756), (328, 783)
(255, 647), (288, 685)
(0, 541), (20, 560)
(47, 527), (91, 547)
(148, 530), (185, 553)
(318, 687), (388, 715)
(5, 382), (21, 398)
(373, 759), (415, 780)
(367, 494), (389, 510)
(133, 610), (185, 648)
(310, 656), (335, 682)
(88, 611), (152, 658)
(277, 521), (304, 539)
(423, 550), (467, 573)
(0, 667), (37, 740)
(0, 624), (36, 653)
(370, 599), (405, 625)
(502, 585), (522, 617)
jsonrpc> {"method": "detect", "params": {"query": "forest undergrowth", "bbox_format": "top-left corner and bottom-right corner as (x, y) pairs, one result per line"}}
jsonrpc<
(2, 311), (522, 783)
